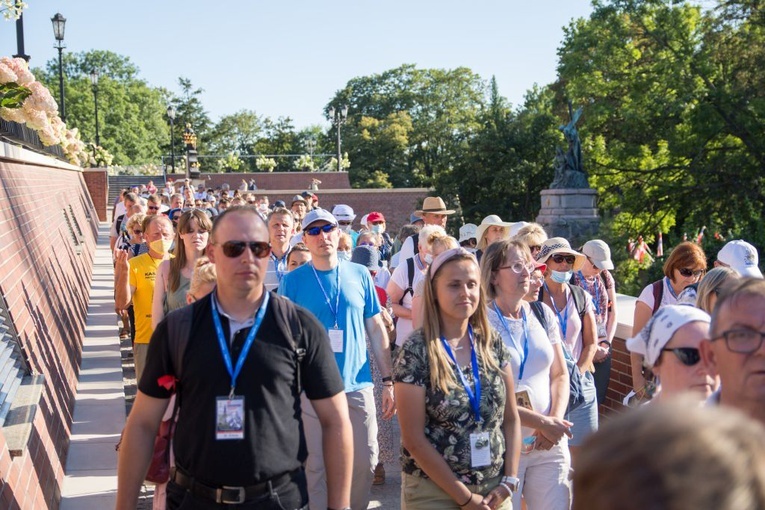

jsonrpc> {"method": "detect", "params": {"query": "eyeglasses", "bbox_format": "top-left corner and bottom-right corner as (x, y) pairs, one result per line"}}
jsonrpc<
(498, 261), (536, 274)
(148, 206), (160, 211)
(661, 347), (701, 366)
(218, 241), (271, 259)
(551, 254), (576, 265)
(712, 329), (765, 354)
(304, 224), (337, 236)
(678, 268), (704, 278)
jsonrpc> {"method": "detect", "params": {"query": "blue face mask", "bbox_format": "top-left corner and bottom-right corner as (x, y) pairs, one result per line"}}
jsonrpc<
(337, 251), (351, 261)
(424, 253), (433, 264)
(550, 269), (573, 284)
(370, 224), (384, 234)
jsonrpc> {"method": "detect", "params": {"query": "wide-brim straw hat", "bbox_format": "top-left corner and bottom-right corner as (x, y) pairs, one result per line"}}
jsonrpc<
(414, 196), (455, 217)
(536, 237), (586, 271)
(475, 215), (516, 244)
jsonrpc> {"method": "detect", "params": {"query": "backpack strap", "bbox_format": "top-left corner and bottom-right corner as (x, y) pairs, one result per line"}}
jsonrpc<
(568, 284), (588, 320)
(529, 301), (547, 331)
(271, 293), (307, 394)
(398, 257), (416, 306)
(652, 280), (664, 314)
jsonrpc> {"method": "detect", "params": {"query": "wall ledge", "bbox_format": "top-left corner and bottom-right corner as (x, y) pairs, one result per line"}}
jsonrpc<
(0, 140), (80, 172)
(3, 374), (45, 458)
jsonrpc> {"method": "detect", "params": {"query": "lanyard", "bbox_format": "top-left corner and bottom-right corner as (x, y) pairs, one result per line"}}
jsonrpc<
(211, 292), (270, 398)
(577, 271), (601, 316)
(665, 276), (678, 300)
(440, 325), (482, 425)
(492, 302), (529, 380)
(271, 251), (289, 282)
(311, 263), (341, 328)
(543, 281), (569, 339)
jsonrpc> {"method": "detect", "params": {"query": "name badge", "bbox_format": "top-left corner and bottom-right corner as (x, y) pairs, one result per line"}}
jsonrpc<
(216, 396), (245, 440)
(515, 390), (533, 411)
(470, 431), (491, 467)
(597, 321), (607, 340)
(329, 327), (344, 353)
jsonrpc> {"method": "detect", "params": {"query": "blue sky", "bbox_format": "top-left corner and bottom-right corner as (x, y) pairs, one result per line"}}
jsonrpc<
(1, 1), (593, 129)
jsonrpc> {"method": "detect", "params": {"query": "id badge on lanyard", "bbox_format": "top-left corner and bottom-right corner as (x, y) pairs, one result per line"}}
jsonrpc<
(216, 396), (245, 440)
(328, 327), (344, 353)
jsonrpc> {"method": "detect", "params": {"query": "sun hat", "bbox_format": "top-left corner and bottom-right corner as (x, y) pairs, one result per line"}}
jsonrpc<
(717, 240), (762, 278)
(291, 194), (308, 206)
(509, 221), (529, 238)
(414, 196), (456, 217)
(351, 245), (380, 270)
(536, 237), (586, 271)
(626, 304), (711, 368)
(367, 211), (385, 223)
(332, 204), (356, 222)
(359, 214), (369, 228)
(475, 215), (515, 244)
(582, 240), (615, 271)
(301, 208), (337, 230)
(459, 223), (478, 244)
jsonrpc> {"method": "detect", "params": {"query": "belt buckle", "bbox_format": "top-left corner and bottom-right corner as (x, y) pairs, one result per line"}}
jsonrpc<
(217, 486), (246, 504)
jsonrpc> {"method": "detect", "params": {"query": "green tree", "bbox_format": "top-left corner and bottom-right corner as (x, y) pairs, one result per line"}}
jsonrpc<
(207, 110), (263, 172)
(33, 50), (169, 165)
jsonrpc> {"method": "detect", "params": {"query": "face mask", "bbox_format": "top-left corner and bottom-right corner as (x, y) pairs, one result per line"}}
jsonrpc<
(337, 251), (351, 261)
(550, 269), (573, 284)
(340, 224), (352, 233)
(370, 225), (384, 234)
(149, 239), (173, 255)
(258, 204), (268, 213)
(424, 253), (433, 264)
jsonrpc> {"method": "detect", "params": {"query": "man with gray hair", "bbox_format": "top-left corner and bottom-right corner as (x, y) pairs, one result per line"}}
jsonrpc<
(701, 277), (765, 426)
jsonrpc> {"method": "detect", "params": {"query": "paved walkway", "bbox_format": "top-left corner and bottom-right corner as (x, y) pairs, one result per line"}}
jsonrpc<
(57, 221), (402, 508)
(60, 222), (124, 509)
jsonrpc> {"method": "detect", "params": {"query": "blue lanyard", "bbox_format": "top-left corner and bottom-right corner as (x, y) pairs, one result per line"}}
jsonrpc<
(211, 292), (270, 398)
(440, 326), (482, 425)
(311, 263), (341, 328)
(543, 281), (569, 339)
(577, 271), (601, 316)
(664, 276), (678, 300)
(271, 252), (289, 282)
(492, 302), (529, 380)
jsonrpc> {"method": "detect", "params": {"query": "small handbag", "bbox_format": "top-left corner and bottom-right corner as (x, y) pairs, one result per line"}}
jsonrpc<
(562, 346), (586, 413)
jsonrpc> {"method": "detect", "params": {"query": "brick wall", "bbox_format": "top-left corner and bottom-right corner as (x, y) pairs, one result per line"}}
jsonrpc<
(82, 169), (108, 222)
(0, 153), (97, 509)
(198, 171), (351, 191)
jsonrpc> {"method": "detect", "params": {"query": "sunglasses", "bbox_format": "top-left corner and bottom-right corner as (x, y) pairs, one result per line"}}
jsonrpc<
(529, 245), (541, 253)
(133, 230), (143, 235)
(304, 224), (337, 236)
(219, 241), (271, 259)
(551, 254), (576, 265)
(337, 221), (353, 226)
(661, 347), (701, 366)
(148, 206), (160, 211)
(678, 268), (704, 278)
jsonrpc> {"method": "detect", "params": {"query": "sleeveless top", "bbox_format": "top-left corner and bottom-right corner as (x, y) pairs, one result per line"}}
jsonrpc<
(165, 273), (191, 313)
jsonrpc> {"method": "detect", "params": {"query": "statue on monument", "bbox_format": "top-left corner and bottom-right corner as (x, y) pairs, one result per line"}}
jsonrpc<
(550, 102), (590, 189)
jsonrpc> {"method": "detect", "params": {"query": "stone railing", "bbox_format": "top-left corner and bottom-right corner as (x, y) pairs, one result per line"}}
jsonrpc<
(0, 119), (66, 160)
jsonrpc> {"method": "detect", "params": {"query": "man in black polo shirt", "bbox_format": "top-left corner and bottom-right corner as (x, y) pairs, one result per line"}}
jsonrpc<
(117, 206), (353, 510)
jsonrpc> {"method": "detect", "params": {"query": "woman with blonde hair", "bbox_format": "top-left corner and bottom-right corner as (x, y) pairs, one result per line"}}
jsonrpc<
(186, 256), (217, 304)
(394, 248), (521, 510)
(513, 223), (548, 260)
(152, 209), (212, 329)
(695, 266), (740, 313)
(410, 235), (460, 329)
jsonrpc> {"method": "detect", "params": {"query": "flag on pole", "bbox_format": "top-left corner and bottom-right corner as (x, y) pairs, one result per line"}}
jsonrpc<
(656, 232), (664, 257)
(696, 226), (707, 245)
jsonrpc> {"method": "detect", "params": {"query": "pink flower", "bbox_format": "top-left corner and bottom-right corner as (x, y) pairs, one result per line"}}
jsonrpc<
(0, 106), (26, 123)
(25, 82), (58, 113)
(1, 57), (34, 86)
(0, 62), (18, 84)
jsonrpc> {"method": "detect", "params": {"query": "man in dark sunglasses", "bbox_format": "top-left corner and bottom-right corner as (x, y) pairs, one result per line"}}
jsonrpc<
(118, 206), (353, 510)
(701, 278), (765, 425)
(279, 208), (395, 510)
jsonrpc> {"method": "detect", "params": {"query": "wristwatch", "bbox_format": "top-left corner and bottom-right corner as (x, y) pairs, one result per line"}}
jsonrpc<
(501, 475), (520, 493)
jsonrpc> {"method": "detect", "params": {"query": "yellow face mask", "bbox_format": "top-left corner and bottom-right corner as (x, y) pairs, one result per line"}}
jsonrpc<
(149, 239), (173, 255)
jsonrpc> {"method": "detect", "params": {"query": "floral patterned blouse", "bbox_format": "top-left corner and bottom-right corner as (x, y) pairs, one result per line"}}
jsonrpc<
(392, 327), (511, 485)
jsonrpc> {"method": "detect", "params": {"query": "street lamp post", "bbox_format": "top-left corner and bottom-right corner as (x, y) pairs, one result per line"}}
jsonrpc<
(90, 71), (100, 147)
(167, 106), (176, 176)
(328, 105), (348, 172)
(51, 13), (66, 122)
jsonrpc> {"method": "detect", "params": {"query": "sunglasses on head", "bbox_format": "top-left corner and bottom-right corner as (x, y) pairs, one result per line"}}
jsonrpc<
(551, 254), (576, 265)
(304, 224), (337, 236)
(678, 268), (703, 278)
(219, 241), (271, 259)
(661, 347), (701, 366)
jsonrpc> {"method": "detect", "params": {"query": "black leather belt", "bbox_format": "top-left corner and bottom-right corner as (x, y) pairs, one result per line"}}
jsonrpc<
(170, 467), (296, 505)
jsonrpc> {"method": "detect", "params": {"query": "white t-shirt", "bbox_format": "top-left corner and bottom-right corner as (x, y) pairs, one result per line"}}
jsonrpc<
(487, 301), (561, 438)
(637, 277), (678, 312)
(389, 257), (426, 345)
(544, 287), (594, 361)
(374, 267), (391, 292)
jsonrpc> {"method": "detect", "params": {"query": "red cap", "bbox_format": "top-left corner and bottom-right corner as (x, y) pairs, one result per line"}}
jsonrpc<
(367, 211), (385, 223)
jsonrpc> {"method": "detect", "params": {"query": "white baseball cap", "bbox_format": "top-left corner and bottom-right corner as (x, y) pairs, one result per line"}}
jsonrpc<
(332, 204), (356, 222)
(717, 240), (762, 278)
(459, 223), (478, 244)
(582, 240), (615, 271)
(301, 208), (337, 230)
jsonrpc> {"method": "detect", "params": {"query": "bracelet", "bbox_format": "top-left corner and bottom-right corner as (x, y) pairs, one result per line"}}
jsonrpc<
(499, 482), (514, 496)
(599, 340), (611, 347)
(382, 376), (393, 383)
(458, 492), (473, 507)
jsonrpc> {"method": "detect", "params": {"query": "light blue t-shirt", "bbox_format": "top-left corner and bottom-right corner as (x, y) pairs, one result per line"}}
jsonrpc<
(278, 259), (381, 392)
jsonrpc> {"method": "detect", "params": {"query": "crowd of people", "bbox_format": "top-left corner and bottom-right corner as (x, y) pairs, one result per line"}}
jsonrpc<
(112, 183), (765, 510)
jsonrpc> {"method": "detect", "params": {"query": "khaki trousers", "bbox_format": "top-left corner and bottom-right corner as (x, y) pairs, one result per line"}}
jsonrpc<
(401, 472), (513, 510)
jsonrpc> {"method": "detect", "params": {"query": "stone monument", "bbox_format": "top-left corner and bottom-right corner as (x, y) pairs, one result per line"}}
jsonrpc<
(536, 102), (600, 246)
